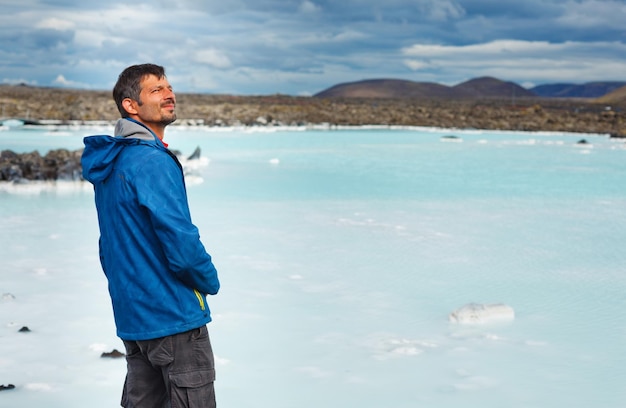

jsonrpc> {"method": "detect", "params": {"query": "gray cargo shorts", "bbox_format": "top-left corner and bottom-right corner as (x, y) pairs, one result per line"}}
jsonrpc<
(121, 325), (216, 408)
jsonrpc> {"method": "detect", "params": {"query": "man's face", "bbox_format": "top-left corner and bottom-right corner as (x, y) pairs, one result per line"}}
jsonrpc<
(132, 74), (177, 127)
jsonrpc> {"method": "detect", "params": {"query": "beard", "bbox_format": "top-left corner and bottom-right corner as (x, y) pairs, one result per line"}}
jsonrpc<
(158, 100), (177, 126)
(160, 112), (177, 126)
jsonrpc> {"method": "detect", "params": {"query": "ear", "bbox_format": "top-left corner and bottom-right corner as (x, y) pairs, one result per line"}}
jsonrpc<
(122, 98), (139, 116)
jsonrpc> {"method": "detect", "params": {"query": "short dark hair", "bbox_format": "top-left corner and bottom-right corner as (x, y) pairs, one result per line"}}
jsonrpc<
(112, 64), (167, 118)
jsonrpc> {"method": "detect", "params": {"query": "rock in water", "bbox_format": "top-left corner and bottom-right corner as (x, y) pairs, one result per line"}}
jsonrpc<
(187, 146), (201, 160)
(101, 349), (125, 358)
(441, 135), (462, 142)
(449, 303), (515, 324)
(2, 293), (16, 301)
(0, 148), (84, 181)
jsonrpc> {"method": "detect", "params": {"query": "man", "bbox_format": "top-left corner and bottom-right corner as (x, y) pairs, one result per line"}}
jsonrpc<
(81, 63), (220, 408)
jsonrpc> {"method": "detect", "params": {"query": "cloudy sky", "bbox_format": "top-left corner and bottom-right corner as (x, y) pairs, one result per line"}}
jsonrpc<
(1, 0), (625, 95)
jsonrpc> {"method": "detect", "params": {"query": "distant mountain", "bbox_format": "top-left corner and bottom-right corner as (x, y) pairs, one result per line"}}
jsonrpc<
(314, 76), (534, 99)
(595, 84), (626, 104)
(530, 82), (626, 98)
(313, 79), (460, 99)
(452, 76), (535, 98)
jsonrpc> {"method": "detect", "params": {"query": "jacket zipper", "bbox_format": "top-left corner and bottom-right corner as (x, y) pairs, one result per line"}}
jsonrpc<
(193, 289), (206, 311)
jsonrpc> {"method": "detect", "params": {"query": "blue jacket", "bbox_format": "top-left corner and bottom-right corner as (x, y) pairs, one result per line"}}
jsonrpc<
(81, 118), (219, 341)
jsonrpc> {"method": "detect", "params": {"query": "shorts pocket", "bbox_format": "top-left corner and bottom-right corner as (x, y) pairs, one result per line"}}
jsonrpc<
(169, 369), (216, 408)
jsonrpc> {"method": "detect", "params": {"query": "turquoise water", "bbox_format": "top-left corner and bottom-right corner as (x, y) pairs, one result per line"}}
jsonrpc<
(1, 125), (625, 407)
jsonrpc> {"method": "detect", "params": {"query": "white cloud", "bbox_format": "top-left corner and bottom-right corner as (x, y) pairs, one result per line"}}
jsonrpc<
(299, 0), (320, 13)
(558, 0), (626, 29)
(402, 39), (626, 84)
(331, 29), (368, 43)
(423, 0), (465, 21)
(73, 29), (126, 48)
(53, 74), (73, 86)
(53, 74), (89, 88)
(402, 40), (560, 58)
(292, 30), (368, 47)
(403, 60), (432, 70)
(35, 17), (74, 30)
(193, 49), (233, 69)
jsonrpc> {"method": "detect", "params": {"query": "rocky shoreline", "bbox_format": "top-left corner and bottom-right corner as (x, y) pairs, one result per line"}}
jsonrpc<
(1, 84), (624, 134)
(0, 149), (83, 182)
(1, 85), (625, 182)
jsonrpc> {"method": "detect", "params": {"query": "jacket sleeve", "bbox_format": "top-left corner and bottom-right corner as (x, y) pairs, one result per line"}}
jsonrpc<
(134, 149), (220, 295)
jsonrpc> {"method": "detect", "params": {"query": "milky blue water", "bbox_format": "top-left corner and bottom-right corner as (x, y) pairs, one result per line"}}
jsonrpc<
(1, 125), (625, 407)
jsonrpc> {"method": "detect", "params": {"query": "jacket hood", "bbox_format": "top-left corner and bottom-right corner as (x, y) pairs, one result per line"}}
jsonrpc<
(114, 117), (158, 142)
(81, 118), (164, 183)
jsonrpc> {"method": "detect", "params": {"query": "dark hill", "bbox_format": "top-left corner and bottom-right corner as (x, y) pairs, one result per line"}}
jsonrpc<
(595, 84), (626, 104)
(314, 79), (459, 99)
(315, 76), (535, 100)
(452, 76), (535, 99)
(531, 82), (626, 98)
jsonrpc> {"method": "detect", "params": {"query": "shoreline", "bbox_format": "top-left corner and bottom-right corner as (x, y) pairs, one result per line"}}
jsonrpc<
(0, 120), (616, 139)
(1, 85), (624, 136)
